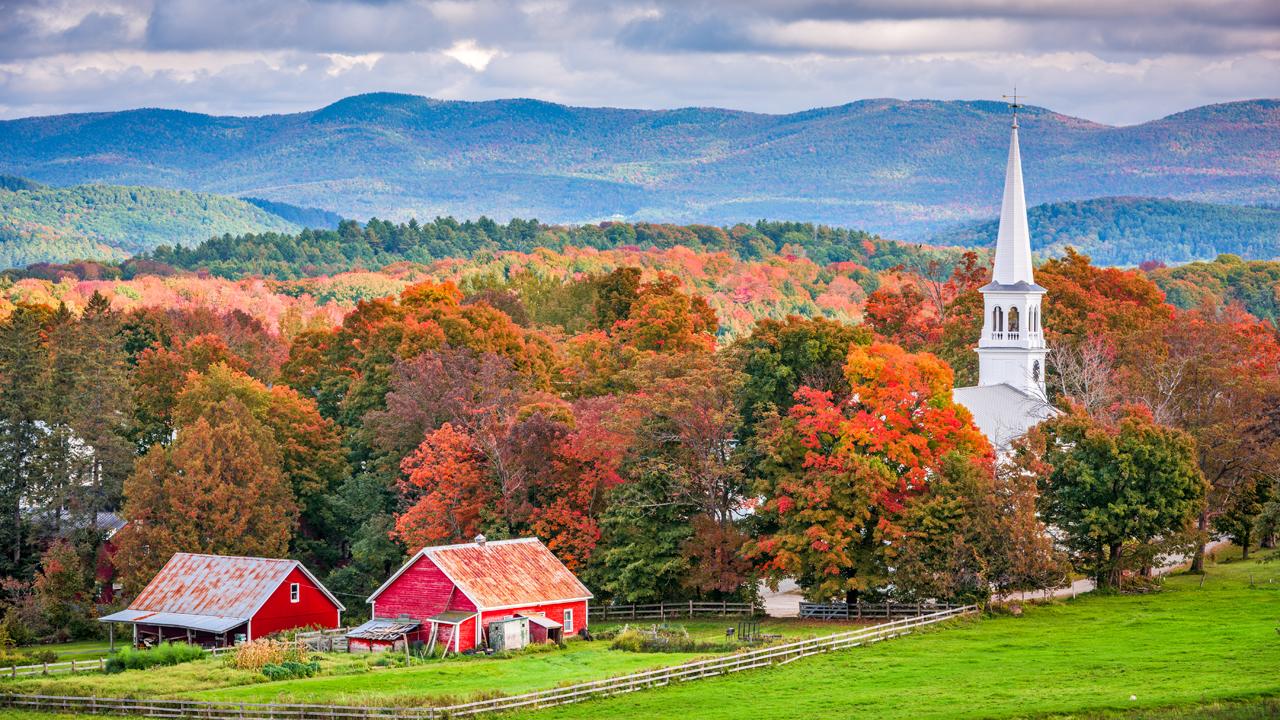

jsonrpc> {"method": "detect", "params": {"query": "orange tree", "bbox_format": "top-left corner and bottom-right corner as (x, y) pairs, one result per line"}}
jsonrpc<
(748, 342), (992, 602)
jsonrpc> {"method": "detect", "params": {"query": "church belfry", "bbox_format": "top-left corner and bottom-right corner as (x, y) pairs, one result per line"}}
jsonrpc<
(976, 102), (1048, 400)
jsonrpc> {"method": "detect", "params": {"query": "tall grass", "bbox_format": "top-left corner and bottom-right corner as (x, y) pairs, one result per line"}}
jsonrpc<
(104, 643), (205, 673)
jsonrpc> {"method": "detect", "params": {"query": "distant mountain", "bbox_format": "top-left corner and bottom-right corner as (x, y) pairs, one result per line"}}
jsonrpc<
(0, 181), (302, 268)
(934, 197), (1280, 266)
(1, 94), (1276, 239)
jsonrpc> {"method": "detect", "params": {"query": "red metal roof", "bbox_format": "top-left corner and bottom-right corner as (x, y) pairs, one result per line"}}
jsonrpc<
(128, 553), (342, 618)
(371, 538), (592, 610)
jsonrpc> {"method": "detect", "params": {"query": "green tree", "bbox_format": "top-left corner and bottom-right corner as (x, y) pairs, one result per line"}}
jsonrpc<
(0, 304), (55, 575)
(1030, 407), (1206, 588)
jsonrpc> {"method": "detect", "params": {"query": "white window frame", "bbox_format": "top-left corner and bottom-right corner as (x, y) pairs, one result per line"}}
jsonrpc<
(290, 582), (300, 603)
(563, 608), (574, 634)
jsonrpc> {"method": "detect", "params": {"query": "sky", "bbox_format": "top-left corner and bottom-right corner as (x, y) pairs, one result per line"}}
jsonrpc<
(1, 0), (1278, 124)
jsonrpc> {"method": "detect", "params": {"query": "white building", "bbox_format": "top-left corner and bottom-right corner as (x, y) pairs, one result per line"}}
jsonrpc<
(953, 113), (1056, 449)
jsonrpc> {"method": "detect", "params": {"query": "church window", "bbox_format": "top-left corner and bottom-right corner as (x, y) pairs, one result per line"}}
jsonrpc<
(1032, 360), (1041, 381)
(993, 307), (1003, 333)
(1008, 306), (1020, 333)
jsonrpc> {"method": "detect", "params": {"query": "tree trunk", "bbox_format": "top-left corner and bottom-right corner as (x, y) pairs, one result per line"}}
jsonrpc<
(1104, 543), (1124, 589)
(1189, 510), (1209, 573)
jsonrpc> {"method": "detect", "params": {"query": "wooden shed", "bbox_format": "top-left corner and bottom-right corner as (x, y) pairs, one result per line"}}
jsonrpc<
(100, 553), (344, 648)
(361, 535), (592, 654)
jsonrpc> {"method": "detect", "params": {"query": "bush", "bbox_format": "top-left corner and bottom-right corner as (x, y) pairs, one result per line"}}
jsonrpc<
(261, 660), (320, 680)
(104, 643), (205, 673)
(609, 625), (735, 654)
(228, 639), (309, 671)
(23, 649), (58, 664)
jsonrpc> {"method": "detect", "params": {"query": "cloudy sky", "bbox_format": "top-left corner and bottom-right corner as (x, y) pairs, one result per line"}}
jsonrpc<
(2, 0), (1278, 123)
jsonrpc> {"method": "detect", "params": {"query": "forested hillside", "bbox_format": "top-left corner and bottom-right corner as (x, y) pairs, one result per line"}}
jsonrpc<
(0, 181), (303, 268)
(2, 95), (1277, 238)
(936, 197), (1280, 265)
(140, 218), (949, 280)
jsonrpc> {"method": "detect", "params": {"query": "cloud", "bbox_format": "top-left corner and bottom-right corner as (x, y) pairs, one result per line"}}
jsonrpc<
(0, 0), (1276, 124)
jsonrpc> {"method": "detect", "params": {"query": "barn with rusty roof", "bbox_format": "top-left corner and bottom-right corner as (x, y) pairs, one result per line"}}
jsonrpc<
(358, 535), (592, 654)
(99, 553), (343, 648)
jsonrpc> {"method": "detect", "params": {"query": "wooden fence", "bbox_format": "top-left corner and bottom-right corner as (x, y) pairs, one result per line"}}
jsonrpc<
(595, 601), (755, 620)
(0, 605), (976, 719)
(2, 656), (108, 679)
(799, 601), (966, 620)
(3, 628), (355, 676)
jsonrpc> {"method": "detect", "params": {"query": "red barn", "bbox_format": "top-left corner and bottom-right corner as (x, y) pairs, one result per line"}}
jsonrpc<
(100, 553), (344, 648)
(357, 536), (591, 654)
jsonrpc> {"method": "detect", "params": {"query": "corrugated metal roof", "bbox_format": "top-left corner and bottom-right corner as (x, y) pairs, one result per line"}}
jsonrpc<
(425, 538), (592, 610)
(123, 553), (343, 620)
(519, 613), (562, 630)
(347, 619), (419, 640)
(99, 609), (246, 633)
(428, 610), (477, 624)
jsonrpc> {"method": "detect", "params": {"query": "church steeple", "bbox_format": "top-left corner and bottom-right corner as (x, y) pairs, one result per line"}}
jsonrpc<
(975, 97), (1048, 401)
(992, 117), (1036, 287)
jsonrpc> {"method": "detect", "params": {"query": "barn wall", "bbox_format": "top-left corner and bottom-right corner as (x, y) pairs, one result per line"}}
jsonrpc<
(252, 567), (341, 638)
(481, 600), (588, 642)
(375, 556), (478, 620)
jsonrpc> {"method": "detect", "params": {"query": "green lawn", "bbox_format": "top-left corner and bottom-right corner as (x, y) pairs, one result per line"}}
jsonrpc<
(1, 618), (846, 707)
(18, 640), (114, 661)
(509, 549), (1280, 720)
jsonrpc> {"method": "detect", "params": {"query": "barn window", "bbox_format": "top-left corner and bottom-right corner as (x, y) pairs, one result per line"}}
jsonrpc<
(290, 583), (300, 603)
(563, 608), (574, 634)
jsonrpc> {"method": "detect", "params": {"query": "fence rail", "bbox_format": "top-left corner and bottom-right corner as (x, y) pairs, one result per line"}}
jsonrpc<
(595, 601), (755, 620)
(0, 605), (976, 719)
(798, 601), (966, 620)
(2, 656), (108, 679)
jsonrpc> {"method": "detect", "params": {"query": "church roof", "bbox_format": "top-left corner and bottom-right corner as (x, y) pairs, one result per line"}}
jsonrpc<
(953, 383), (1056, 450)
(990, 119), (1036, 287)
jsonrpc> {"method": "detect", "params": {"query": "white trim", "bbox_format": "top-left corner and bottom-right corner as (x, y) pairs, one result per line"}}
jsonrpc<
(290, 583), (300, 603)
(563, 608), (574, 634)
(478, 596), (594, 613)
(476, 611), (483, 648)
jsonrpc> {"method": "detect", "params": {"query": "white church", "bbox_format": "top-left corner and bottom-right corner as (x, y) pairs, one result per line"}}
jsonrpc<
(953, 111), (1056, 449)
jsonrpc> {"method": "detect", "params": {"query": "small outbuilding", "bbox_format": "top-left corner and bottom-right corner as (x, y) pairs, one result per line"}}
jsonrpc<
(100, 553), (344, 648)
(360, 535), (592, 654)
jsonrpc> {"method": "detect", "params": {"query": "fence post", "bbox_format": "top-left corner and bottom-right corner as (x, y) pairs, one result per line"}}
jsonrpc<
(42, 661), (47, 676)
(71, 658), (76, 673)
(689, 600), (693, 618)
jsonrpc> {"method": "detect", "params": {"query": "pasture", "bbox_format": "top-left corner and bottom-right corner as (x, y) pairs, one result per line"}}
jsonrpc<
(3, 550), (1279, 719)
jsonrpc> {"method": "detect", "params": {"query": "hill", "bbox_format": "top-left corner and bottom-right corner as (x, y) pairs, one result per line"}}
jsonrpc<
(934, 196), (1280, 265)
(1, 95), (1277, 239)
(0, 182), (305, 268)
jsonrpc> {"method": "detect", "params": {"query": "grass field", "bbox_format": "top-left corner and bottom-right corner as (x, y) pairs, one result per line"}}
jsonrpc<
(3, 551), (1278, 719)
(1, 618), (845, 707)
(505, 548), (1280, 720)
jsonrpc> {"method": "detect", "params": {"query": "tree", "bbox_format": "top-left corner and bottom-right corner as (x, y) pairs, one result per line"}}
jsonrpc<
(1030, 406), (1206, 588)
(33, 540), (92, 637)
(750, 342), (992, 602)
(113, 397), (296, 591)
(0, 304), (55, 575)
(173, 363), (347, 568)
(394, 423), (492, 547)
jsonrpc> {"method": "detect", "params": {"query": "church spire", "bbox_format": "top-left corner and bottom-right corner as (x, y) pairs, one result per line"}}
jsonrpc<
(991, 115), (1035, 286)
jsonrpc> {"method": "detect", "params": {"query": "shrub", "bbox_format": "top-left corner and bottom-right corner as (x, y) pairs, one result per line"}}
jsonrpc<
(228, 639), (309, 671)
(23, 649), (58, 664)
(104, 643), (205, 673)
(609, 625), (735, 653)
(261, 660), (320, 680)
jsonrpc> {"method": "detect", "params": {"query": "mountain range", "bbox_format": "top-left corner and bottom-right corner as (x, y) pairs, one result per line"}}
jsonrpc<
(2, 94), (1277, 240)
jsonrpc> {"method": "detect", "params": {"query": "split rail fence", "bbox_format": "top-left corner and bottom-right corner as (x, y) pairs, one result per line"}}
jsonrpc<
(595, 601), (754, 620)
(798, 601), (966, 620)
(0, 605), (976, 719)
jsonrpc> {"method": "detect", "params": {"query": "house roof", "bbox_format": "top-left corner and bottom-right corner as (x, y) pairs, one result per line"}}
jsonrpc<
(107, 553), (343, 626)
(347, 619), (420, 640)
(370, 538), (593, 611)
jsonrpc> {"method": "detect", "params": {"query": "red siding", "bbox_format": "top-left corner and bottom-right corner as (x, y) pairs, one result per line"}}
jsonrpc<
(371, 555), (589, 652)
(481, 600), (588, 641)
(374, 555), (478, 619)
(251, 567), (341, 638)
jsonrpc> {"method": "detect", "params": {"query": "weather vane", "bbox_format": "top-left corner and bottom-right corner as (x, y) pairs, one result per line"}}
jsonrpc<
(1002, 87), (1024, 127)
